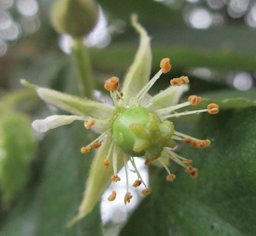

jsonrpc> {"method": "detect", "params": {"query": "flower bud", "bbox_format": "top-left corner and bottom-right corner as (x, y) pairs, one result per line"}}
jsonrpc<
(51, 0), (99, 38)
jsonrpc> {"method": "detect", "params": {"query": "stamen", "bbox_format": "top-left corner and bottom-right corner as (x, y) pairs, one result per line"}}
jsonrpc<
(91, 142), (102, 149)
(124, 158), (129, 192)
(108, 191), (117, 201)
(103, 142), (113, 168)
(165, 149), (189, 168)
(132, 179), (142, 187)
(104, 76), (119, 91)
(103, 159), (111, 168)
(80, 133), (106, 154)
(166, 174), (176, 182)
(162, 108), (209, 119)
(188, 95), (202, 105)
(156, 101), (190, 116)
(160, 58), (172, 74)
(170, 76), (189, 86)
(112, 145), (119, 177)
(84, 119), (96, 129)
(174, 131), (211, 149)
(111, 175), (121, 182)
(80, 146), (91, 154)
(182, 159), (193, 165)
(144, 159), (152, 166)
(124, 192), (133, 204)
(142, 188), (151, 196)
(207, 103), (219, 114)
(130, 157), (147, 188)
(136, 58), (168, 102)
(185, 166), (198, 178)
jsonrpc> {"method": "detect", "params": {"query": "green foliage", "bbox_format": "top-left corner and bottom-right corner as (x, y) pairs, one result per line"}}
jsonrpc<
(0, 124), (103, 236)
(0, 113), (36, 207)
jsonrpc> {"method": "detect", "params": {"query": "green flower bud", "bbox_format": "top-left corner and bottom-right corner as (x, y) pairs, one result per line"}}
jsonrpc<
(51, 0), (99, 38)
(112, 106), (174, 160)
(0, 113), (37, 206)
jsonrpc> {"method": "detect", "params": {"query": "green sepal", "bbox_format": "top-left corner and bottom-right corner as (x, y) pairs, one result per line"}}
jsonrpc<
(68, 135), (125, 226)
(122, 15), (152, 101)
(149, 85), (189, 110)
(22, 80), (114, 120)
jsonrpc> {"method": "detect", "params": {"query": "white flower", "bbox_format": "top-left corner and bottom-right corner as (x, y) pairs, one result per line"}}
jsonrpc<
(22, 15), (219, 226)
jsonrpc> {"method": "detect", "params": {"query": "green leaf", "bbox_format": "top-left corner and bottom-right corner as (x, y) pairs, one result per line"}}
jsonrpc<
(0, 113), (37, 207)
(0, 124), (103, 236)
(120, 107), (256, 236)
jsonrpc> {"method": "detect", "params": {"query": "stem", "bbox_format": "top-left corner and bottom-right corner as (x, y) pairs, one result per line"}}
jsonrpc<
(72, 38), (94, 98)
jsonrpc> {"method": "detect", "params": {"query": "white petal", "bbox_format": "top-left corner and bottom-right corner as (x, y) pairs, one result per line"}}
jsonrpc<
(32, 115), (84, 133)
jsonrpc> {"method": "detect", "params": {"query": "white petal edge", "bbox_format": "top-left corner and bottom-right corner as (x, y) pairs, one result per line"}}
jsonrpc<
(32, 115), (84, 133)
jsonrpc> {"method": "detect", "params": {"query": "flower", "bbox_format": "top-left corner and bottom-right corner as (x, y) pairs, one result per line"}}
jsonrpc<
(22, 15), (219, 226)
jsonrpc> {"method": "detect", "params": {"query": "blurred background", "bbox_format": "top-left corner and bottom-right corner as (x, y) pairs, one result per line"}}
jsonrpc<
(0, 0), (256, 235)
(1, 0), (256, 91)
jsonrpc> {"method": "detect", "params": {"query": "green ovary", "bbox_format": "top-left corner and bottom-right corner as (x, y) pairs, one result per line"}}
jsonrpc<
(112, 106), (175, 160)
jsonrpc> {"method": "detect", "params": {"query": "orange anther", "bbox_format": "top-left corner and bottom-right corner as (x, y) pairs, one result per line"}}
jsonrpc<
(124, 192), (133, 204)
(188, 95), (202, 105)
(104, 76), (119, 91)
(170, 76), (189, 86)
(80, 146), (91, 154)
(84, 119), (95, 129)
(132, 179), (142, 187)
(108, 191), (117, 201)
(91, 142), (101, 149)
(103, 159), (110, 168)
(145, 159), (152, 166)
(166, 174), (176, 182)
(111, 175), (121, 182)
(185, 167), (198, 178)
(182, 159), (193, 165)
(207, 103), (219, 114)
(142, 188), (151, 196)
(184, 137), (192, 144)
(160, 58), (172, 74)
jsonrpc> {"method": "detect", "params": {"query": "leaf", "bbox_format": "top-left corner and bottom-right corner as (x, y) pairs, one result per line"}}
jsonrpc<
(120, 107), (256, 236)
(0, 124), (103, 236)
(0, 113), (37, 207)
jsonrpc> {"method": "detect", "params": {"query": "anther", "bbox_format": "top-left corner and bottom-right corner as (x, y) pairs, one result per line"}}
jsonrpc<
(188, 95), (202, 105)
(145, 159), (152, 166)
(84, 119), (95, 129)
(108, 191), (117, 201)
(185, 167), (198, 178)
(91, 142), (101, 149)
(160, 58), (172, 74)
(184, 137), (192, 144)
(111, 175), (121, 182)
(132, 179), (142, 187)
(207, 103), (219, 114)
(80, 146), (91, 154)
(103, 159), (110, 168)
(182, 159), (193, 165)
(104, 76), (119, 91)
(170, 76), (189, 86)
(142, 188), (151, 196)
(166, 174), (176, 182)
(124, 192), (133, 204)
